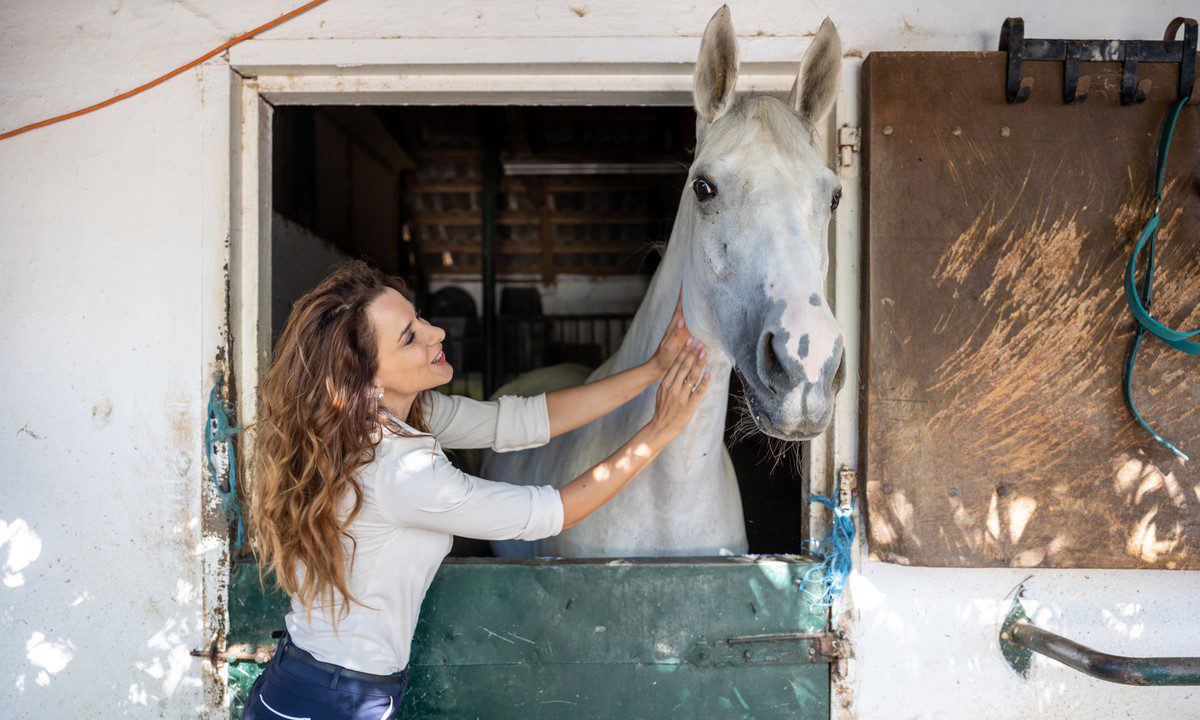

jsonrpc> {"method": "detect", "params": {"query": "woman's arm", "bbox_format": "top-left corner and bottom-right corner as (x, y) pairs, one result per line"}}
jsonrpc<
(376, 337), (710, 541)
(545, 291), (698, 439)
(559, 336), (710, 529)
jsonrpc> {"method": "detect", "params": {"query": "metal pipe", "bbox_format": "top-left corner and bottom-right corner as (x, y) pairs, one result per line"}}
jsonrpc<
(1003, 617), (1200, 686)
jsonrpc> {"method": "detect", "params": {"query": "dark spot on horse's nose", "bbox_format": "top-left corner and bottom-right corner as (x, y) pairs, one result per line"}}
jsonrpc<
(798, 333), (809, 359)
(809, 293), (822, 306)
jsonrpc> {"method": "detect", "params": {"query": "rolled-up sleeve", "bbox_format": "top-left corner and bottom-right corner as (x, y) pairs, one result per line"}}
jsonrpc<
(422, 391), (551, 452)
(375, 435), (563, 541)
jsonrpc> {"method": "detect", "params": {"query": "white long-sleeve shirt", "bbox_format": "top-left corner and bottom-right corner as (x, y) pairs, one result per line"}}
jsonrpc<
(283, 391), (563, 674)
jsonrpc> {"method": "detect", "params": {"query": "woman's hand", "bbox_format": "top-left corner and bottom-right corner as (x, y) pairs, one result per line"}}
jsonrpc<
(559, 329), (710, 530)
(646, 337), (711, 443)
(650, 289), (696, 374)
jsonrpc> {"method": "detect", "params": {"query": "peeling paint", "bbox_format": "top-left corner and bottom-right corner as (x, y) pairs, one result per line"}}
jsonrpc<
(91, 398), (112, 429)
(15, 422), (42, 441)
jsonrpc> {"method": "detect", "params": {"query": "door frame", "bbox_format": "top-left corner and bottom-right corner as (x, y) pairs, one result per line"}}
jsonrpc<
(220, 40), (861, 717)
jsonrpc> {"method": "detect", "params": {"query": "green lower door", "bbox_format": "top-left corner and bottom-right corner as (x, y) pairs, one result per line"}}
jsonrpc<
(227, 556), (832, 718)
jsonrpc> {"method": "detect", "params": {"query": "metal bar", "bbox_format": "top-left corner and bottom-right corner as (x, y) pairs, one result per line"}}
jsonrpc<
(480, 112), (500, 398)
(190, 642), (275, 667)
(685, 633), (847, 668)
(1000, 600), (1200, 686)
(1000, 17), (1197, 105)
(1022, 37), (1189, 63)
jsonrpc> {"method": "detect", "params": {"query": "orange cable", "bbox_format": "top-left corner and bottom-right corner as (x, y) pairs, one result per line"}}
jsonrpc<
(0, 0), (331, 142)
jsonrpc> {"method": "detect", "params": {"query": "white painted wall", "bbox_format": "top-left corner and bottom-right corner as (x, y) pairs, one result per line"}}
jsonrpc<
(1, 2), (1195, 718)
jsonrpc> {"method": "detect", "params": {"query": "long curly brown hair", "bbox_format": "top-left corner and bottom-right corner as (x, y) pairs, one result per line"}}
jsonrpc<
(247, 259), (430, 623)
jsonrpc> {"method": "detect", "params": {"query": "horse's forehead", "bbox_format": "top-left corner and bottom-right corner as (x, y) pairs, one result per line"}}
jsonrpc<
(698, 104), (825, 184)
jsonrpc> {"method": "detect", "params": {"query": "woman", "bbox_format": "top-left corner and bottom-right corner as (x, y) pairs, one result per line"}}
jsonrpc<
(243, 260), (710, 719)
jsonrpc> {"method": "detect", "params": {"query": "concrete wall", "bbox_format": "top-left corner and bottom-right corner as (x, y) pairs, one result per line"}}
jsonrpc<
(0, 2), (1195, 718)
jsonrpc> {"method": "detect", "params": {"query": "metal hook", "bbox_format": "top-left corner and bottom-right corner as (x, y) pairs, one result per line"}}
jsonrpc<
(1063, 42), (1091, 104)
(1002, 17), (1196, 107)
(1121, 41), (1151, 104)
(1000, 18), (1033, 104)
(1164, 17), (1197, 103)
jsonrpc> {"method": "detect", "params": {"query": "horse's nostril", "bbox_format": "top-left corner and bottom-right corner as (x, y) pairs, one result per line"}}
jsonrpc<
(761, 331), (785, 393)
(832, 354), (846, 392)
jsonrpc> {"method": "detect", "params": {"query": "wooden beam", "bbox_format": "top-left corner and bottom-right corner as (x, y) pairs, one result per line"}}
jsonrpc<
(422, 246), (648, 254)
(411, 212), (656, 226)
(319, 107), (415, 171)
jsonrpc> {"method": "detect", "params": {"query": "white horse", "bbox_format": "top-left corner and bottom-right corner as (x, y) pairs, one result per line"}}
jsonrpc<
(486, 7), (845, 558)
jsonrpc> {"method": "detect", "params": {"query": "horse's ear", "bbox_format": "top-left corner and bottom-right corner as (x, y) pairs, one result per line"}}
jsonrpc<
(790, 18), (841, 124)
(693, 5), (739, 125)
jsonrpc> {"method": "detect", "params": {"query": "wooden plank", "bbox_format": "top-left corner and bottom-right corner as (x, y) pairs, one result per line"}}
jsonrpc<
(399, 664), (828, 719)
(415, 178), (662, 193)
(412, 211), (657, 227)
(418, 244), (648, 255)
(425, 264), (648, 277)
(227, 558), (830, 718)
(862, 52), (1200, 569)
(413, 179), (661, 193)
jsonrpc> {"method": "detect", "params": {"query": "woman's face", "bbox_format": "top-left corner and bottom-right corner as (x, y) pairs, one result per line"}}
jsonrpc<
(367, 288), (452, 401)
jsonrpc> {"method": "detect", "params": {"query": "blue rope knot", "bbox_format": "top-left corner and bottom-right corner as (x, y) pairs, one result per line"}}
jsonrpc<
(799, 494), (856, 608)
(206, 377), (246, 550)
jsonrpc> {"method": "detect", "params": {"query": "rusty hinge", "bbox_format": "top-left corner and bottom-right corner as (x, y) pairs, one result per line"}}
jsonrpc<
(837, 124), (860, 168)
(685, 632), (852, 668)
(190, 640), (274, 667)
(837, 465), (857, 513)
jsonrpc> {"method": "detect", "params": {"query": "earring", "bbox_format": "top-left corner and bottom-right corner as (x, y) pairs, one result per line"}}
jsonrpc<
(377, 387), (385, 400)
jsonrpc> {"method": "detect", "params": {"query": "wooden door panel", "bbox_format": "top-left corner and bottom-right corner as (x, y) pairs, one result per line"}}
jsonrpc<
(862, 52), (1200, 568)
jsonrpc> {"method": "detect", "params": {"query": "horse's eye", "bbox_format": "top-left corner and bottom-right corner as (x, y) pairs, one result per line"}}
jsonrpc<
(830, 188), (842, 211)
(692, 178), (718, 202)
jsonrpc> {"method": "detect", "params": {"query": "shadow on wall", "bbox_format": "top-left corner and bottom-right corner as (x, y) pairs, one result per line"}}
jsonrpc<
(2, 512), (217, 712)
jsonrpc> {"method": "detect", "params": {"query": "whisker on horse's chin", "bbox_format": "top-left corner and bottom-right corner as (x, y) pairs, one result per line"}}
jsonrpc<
(728, 391), (759, 446)
(728, 389), (806, 476)
(767, 435), (805, 476)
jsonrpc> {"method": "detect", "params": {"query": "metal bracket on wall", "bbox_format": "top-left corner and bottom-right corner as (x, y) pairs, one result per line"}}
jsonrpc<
(685, 632), (850, 668)
(837, 125), (861, 168)
(999, 596), (1200, 685)
(999, 17), (1198, 105)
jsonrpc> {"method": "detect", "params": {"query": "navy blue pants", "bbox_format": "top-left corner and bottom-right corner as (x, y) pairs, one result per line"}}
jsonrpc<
(242, 634), (409, 720)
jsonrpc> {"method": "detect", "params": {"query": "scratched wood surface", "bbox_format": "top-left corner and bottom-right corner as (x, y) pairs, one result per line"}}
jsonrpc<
(862, 52), (1200, 569)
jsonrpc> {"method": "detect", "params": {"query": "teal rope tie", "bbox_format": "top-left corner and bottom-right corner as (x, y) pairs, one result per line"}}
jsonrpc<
(799, 495), (856, 609)
(1123, 93), (1199, 461)
(205, 377), (246, 550)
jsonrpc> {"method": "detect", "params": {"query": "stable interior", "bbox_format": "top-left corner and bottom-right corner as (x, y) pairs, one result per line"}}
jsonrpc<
(269, 105), (805, 556)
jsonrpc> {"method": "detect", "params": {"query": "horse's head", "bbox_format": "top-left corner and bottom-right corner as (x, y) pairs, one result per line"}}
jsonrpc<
(681, 7), (844, 441)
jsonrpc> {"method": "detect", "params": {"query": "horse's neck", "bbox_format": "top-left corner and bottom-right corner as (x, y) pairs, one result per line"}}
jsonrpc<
(594, 225), (732, 449)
